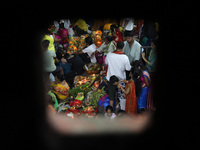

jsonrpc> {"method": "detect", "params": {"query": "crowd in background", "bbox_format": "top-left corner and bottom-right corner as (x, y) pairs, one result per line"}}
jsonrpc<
(41, 18), (159, 119)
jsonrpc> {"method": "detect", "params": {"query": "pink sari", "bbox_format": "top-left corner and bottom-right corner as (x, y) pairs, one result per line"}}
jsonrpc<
(56, 28), (69, 44)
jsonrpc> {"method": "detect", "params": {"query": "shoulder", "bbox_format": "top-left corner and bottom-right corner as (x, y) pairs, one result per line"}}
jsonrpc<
(124, 41), (128, 45)
(134, 40), (141, 47)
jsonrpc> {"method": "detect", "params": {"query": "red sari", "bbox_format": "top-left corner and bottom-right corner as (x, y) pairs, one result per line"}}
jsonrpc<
(125, 80), (137, 115)
(113, 28), (123, 43)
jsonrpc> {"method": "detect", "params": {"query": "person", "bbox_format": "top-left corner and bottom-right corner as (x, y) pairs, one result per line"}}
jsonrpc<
(74, 18), (88, 34)
(63, 53), (85, 88)
(92, 35), (116, 65)
(55, 51), (71, 78)
(104, 105), (116, 120)
(42, 29), (61, 52)
(122, 18), (136, 38)
(142, 39), (158, 72)
(108, 75), (119, 107)
(96, 35), (116, 56)
(42, 40), (56, 75)
(105, 41), (131, 81)
(109, 75), (126, 111)
(110, 24), (123, 45)
(119, 69), (137, 116)
(133, 61), (153, 112)
(56, 23), (69, 46)
(77, 36), (97, 63)
(123, 31), (143, 64)
(122, 18), (135, 32)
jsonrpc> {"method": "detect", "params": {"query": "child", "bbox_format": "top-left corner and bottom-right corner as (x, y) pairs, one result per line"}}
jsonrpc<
(104, 105), (116, 120)
(109, 75), (126, 111)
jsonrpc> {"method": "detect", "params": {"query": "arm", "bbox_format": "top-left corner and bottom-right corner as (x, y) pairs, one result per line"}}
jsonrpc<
(142, 52), (148, 63)
(123, 19), (129, 31)
(121, 85), (130, 95)
(143, 76), (149, 87)
(76, 50), (84, 54)
(52, 34), (61, 42)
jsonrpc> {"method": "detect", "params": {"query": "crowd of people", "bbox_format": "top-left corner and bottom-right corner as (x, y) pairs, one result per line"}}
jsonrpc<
(42, 18), (159, 120)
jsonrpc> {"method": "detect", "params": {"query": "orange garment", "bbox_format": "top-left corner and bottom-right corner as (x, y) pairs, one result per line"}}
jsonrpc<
(125, 80), (137, 115)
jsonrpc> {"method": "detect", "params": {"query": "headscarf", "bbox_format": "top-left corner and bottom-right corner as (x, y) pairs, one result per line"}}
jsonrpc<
(75, 18), (87, 32)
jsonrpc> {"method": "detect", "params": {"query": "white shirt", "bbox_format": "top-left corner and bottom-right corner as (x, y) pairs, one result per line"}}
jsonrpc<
(82, 44), (97, 63)
(123, 40), (142, 63)
(97, 41), (116, 55)
(105, 52), (131, 81)
(122, 18), (134, 31)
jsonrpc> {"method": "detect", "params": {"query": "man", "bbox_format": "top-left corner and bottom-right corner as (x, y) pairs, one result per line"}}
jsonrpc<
(105, 41), (131, 81)
(123, 31), (143, 64)
(77, 36), (97, 63)
(105, 41), (131, 107)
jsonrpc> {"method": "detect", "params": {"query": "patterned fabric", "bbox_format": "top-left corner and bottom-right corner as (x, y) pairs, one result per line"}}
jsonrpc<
(117, 81), (126, 99)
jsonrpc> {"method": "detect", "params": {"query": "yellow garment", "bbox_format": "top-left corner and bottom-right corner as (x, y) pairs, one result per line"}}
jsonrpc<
(75, 19), (87, 32)
(42, 35), (55, 52)
(103, 23), (113, 30)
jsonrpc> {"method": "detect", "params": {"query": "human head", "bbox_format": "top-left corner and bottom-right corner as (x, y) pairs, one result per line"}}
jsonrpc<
(85, 36), (93, 46)
(116, 41), (124, 50)
(105, 35), (113, 44)
(110, 75), (119, 85)
(73, 25), (87, 36)
(125, 31), (134, 44)
(131, 67), (141, 79)
(110, 24), (117, 33)
(116, 109), (126, 117)
(132, 60), (147, 71)
(56, 51), (63, 61)
(105, 105), (114, 117)
(41, 40), (50, 51)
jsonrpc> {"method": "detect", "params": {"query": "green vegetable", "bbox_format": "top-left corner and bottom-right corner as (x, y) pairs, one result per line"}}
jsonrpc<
(68, 82), (91, 98)
(89, 87), (106, 107)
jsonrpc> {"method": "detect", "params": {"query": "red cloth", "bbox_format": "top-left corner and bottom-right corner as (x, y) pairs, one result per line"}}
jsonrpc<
(113, 28), (123, 43)
(125, 80), (138, 115)
(112, 51), (124, 55)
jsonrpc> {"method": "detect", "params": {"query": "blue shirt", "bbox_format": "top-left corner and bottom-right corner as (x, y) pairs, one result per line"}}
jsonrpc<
(59, 62), (71, 75)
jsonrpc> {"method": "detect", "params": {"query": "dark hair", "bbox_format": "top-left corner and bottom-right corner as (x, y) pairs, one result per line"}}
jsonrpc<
(116, 41), (124, 49)
(106, 35), (113, 42)
(59, 23), (64, 29)
(132, 60), (146, 70)
(116, 109), (126, 117)
(109, 75), (119, 84)
(56, 51), (63, 60)
(131, 67), (142, 97)
(41, 40), (50, 49)
(125, 30), (134, 37)
(106, 105), (113, 112)
(64, 53), (70, 59)
(110, 24), (117, 33)
(85, 36), (93, 45)
(73, 25), (87, 36)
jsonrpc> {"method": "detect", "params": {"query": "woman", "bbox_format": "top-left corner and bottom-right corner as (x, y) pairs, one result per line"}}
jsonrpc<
(133, 61), (153, 112)
(56, 23), (69, 46)
(119, 70), (137, 115)
(42, 29), (61, 52)
(142, 39), (158, 72)
(110, 25), (123, 45)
